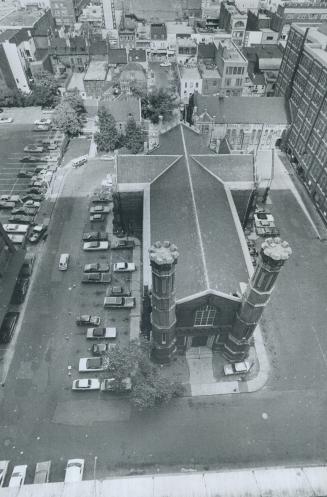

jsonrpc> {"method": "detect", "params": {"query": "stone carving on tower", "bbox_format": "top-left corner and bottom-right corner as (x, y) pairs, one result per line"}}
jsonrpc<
(149, 241), (179, 364)
(224, 237), (292, 362)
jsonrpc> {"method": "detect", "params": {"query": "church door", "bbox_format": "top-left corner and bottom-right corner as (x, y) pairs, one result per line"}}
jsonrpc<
(191, 335), (208, 347)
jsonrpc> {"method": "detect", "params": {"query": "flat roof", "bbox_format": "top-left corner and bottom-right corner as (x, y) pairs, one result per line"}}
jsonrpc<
(179, 66), (201, 79)
(166, 21), (194, 35)
(0, 7), (44, 27)
(84, 60), (108, 81)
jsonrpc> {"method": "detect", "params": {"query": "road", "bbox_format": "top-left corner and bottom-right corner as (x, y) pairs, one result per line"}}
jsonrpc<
(0, 148), (326, 483)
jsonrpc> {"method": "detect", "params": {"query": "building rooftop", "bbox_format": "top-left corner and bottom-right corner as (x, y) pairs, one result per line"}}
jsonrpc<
(84, 60), (108, 81)
(179, 65), (201, 79)
(118, 124), (251, 299)
(198, 42), (216, 59)
(108, 48), (127, 64)
(0, 7), (44, 27)
(128, 48), (146, 62)
(194, 95), (291, 124)
(166, 21), (194, 35)
(151, 22), (167, 39)
(216, 39), (246, 62)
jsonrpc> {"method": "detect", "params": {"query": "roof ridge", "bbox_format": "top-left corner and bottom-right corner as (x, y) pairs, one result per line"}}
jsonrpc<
(150, 155), (183, 184)
(191, 156), (225, 185)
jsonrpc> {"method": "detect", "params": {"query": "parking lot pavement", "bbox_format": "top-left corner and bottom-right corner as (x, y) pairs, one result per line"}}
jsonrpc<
(0, 106), (49, 124)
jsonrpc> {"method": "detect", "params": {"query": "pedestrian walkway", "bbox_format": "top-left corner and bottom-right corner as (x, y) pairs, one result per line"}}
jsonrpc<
(0, 465), (325, 497)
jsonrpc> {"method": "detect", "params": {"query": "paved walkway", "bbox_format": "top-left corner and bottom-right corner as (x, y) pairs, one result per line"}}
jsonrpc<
(0, 465), (326, 496)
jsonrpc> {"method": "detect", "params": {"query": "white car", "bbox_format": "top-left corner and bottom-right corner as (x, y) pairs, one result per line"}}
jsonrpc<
(113, 262), (136, 272)
(34, 118), (51, 125)
(0, 461), (9, 487)
(83, 241), (109, 251)
(9, 465), (27, 487)
(72, 379), (100, 391)
(0, 116), (13, 124)
(7, 233), (25, 244)
(64, 459), (84, 483)
(24, 200), (41, 208)
(79, 357), (105, 372)
(160, 61), (171, 67)
(223, 361), (251, 376)
(3, 224), (29, 234)
(86, 327), (117, 339)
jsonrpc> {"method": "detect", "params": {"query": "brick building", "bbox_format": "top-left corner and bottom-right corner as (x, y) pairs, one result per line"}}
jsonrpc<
(115, 124), (291, 362)
(219, 0), (248, 47)
(270, 3), (327, 41)
(275, 23), (327, 223)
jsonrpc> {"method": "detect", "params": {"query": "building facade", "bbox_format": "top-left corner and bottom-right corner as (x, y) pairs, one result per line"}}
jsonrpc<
(270, 3), (327, 41)
(50, 0), (88, 27)
(219, 1), (248, 47)
(178, 65), (203, 102)
(275, 23), (327, 223)
(214, 39), (248, 96)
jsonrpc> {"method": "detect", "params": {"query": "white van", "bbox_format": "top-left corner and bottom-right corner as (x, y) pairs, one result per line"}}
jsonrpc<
(59, 253), (70, 271)
(71, 156), (88, 168)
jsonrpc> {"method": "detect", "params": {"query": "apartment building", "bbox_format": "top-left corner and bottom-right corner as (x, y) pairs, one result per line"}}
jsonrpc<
(219, 1), (248, 47)
(214, 38), (248, 96)
(178, 65), (202, 102)
(50, 0), (88, 27)
(275, 23), (327, 223)
(270, 2), (327, 41)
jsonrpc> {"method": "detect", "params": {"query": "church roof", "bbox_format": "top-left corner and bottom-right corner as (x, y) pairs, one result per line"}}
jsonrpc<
(117, 124), (252, 300)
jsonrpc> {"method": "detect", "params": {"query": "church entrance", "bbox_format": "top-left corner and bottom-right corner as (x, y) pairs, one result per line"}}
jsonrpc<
(191, 335), (208, 347)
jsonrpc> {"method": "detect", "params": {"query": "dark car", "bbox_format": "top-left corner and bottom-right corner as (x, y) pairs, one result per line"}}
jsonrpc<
(91, 343), (110, 356)
(11, 277), (29, 304)
(17, 170), (34, 178)
(108, 285), (131, 297)
(0, 312), (19, 343)
(82, 232), (109, 242)
(21, 194), (44, 202)
(82, 272), (111, 284)
(20, 253), (36, 277)
(110, 239), (135, 250)
(20, 156), (43, 163)
(9, 214), (34, 224)
(26, 187), (46, 195)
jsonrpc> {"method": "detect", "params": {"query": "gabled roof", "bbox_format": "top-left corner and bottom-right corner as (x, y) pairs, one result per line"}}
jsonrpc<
(194, 94), (291, 125)
(99, 95), (141, 123)
(117, 124), (252, 300)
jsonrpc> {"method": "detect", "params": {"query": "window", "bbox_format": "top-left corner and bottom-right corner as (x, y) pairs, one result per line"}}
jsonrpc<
(266, 36), (273, 41)
(162, 333), (167, 344)
(195, 82), (198, 88)
(185, 81), (187, 88)
(194, 305), (216, 327)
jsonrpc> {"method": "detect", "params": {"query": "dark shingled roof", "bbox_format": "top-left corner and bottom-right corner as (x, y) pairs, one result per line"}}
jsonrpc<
(192, 155), (254, 183)
(118, 155), (180, 183)
(198, 42), (216, 60)
(108, 48), (127, 64)
(99, 95), (141, 123)
(194, 94), (291, 125)
(128, 48), (147, 62)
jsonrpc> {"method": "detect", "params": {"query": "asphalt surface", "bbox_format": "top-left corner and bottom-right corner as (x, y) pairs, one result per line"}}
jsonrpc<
(0, 124), (326, 484)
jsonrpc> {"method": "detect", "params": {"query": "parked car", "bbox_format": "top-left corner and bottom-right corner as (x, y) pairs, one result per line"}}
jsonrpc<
(7, 233), (25, 245)
(223, 361), (251, 376)
(84, 263), (110, 273)
(86, 327), (117, 339)
(90, 213), (104, 222)
(101, 377), (132, 392)
(89, 205), (110, 214)
(72, 379), (100, 391)
(24, 145), (44, 153)
(24, 200), (41, 208)
(21, 194), (44, 202)
(20, 253), (35, 277)
(103, 297), (135, 308)
(82, 231), (108, 242)
(76, 315), (101, 326)
(64, 459), (84, 483)
(0, 461), (9, 487)
(17, 170), (34, 178)
(82, 272), (111, 284)
(160, 61), (171, 67)
(28, 224), (47, 243)
(3, 224), (28, 234)
(9, 215), (34, 224)
(20, 156), (44, 163)
(91, 193), (111, 203)
(111, 239), (135, 250)
(0, 116), (13, 124)
(0, 194), (21, 203)
(26, 187), (46, 195)
(34, 124), (50, 131)
(78, 357), (105, 373)
(0, 201), (15, 209)
(12, 206), (38, 216)
(11, 277), (29, 304)
(107, 286), (131, 297)
(113, 262), (136, 272)
(8, 465), (27, 487)
(34, 461), (51, 484)
(83, 241), (109, 251)
(91, 343), (115, 356)
(34, 118), (51, 126)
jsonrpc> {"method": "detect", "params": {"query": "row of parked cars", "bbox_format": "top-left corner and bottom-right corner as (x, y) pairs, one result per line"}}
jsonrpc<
(0, 458), (85, 487)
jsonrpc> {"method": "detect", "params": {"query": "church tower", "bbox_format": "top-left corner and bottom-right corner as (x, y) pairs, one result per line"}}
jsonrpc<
(149, 241), (179, 363)
(224, 237), (292, 362)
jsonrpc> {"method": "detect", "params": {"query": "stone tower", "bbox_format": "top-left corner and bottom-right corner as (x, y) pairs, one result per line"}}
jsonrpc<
(224, 237), (292, 362)
(149, 241), (179, 363)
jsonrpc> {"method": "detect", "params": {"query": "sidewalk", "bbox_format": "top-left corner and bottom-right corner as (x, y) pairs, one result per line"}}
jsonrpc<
(0, 465), (326, 496)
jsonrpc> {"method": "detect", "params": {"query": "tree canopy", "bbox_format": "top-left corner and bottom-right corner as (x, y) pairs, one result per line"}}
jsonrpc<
(63, 89), (86, 115)
(94, 109), (119, 152)
(53, 101), (83, 136)
(103, 339), (185, 410)
(124, 117), (144, 154)
(142, 89), (177, 124)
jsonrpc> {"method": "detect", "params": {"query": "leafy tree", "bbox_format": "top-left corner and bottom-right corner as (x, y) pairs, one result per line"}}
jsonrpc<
(103, 339), (185, 410)
(63, 89), (85, 115)
(53, 101), (83, 136)
(142, 89), (177, 124)
(94, 109), (119, 152)
(29, 70), (60, 107)
(124, 117), (144, 154)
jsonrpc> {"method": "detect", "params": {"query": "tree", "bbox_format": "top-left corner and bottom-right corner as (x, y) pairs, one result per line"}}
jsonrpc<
(124, 117), (144, 154)
(142, 89), (177, 124)
(94, 109), (119, 152)
(103, 339), (185, 410)
(53, 101), (83, 136)
(63, 89), (86, 115)
(29, 70), (60, 108)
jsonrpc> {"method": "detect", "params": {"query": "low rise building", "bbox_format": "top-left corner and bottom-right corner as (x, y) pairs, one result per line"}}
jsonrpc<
(214, 38), (248, 96)
(119, 61), (147, 93)
(49, 35), (88, 74)
(178, 65), (203, 102)
(78, 3), (104, 34)
(242, 44), (283, 95)
(192, 93), (290, 153)
(118, 14), (136, 49)
(83, 59), (111, 98)
(99, 93), (141, 132)
(176, 36), (197, 64)
(199, 66), (221, 94)
(219, 0), (248, 47)
(270, 2), (327, 41)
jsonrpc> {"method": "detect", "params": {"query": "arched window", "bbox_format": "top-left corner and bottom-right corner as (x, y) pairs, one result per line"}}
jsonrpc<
(234, 21), (244, 28)
(194, 305), (216, 327)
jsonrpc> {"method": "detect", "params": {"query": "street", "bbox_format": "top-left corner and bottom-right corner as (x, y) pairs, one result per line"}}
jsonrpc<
(0, 141), (326, 483)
